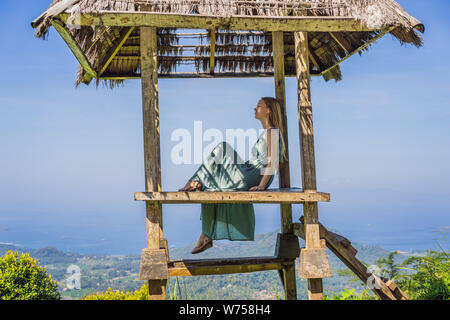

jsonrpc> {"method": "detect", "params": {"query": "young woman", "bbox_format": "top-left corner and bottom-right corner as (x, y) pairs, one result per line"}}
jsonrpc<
(179, 97), (287, 254)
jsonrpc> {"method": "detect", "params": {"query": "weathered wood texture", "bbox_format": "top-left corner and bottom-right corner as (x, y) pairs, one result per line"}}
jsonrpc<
(293, 221), (408, 300)
(272, 31), (297, 300)
(168, 256), (295, 276)
(57, 12), (376, 32)
(50, 19), (96, 81)
(139, 249), (169, 280)
(295, 31), (331, 300)
(135, 188), (330, 203)
(140, 26), (166, 300)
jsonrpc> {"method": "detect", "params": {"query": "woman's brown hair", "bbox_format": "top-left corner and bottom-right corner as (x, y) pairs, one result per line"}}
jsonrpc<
(259, 97), (288, 164)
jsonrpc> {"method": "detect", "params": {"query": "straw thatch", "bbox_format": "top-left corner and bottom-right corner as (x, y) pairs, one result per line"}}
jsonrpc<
(31, 0), (424, 88)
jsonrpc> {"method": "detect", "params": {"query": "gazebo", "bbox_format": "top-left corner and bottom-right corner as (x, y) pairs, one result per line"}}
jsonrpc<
(31, 0), (424, 300)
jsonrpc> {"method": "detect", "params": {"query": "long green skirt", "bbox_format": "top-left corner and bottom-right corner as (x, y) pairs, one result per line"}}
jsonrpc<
(189, 141), (275, 241)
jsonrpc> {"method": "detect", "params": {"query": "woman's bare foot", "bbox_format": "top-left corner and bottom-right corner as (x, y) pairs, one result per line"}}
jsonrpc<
(178, 180), (202, 192)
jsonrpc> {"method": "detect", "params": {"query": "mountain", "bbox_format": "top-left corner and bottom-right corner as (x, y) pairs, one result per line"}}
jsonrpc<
(0, 230), (405, 300)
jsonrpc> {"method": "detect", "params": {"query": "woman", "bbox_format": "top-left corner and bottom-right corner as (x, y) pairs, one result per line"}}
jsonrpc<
(179, 97), (287, 254)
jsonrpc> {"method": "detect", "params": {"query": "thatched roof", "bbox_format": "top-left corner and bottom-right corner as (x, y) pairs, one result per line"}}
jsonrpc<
(31, 0), (424, 88)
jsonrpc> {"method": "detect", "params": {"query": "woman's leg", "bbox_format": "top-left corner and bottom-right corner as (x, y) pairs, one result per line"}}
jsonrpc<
(181, 141), (242, 192)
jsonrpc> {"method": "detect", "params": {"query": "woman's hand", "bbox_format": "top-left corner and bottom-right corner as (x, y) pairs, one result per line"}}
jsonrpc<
(249, 185), (266, 191)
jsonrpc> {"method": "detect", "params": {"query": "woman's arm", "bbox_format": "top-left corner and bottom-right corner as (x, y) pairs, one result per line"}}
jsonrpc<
(249, 129), (279, 191)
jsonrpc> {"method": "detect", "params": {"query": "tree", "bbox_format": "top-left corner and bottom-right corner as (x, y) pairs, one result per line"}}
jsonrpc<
(0, 250), (60, 300)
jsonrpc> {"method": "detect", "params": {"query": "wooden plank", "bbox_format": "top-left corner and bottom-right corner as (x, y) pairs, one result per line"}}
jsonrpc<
(134, 188), (330, 204)
(98, 27), (135, 76)
(56, 12), (377, 32)
(168, 256), (294, 276)
(50, 19), (96, 81)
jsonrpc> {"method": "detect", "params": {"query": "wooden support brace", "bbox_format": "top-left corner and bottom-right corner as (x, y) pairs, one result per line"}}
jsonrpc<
(98, 27), (135, 76)
(293, 220), (406, 300)
(50, 19), (96, 82)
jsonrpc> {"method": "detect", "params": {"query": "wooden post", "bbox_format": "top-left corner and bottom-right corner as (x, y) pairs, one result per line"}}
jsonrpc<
(140, 26), (166, 300)
(272, 31), (297, 300)
(294, 31), (331, 300)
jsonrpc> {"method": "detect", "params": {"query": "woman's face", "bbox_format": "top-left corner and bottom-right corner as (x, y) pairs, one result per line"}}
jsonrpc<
(254, 100), (270, 121)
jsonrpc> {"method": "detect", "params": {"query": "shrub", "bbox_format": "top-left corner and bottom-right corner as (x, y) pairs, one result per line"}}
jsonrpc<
(0, 250), (60, 300)
(82, 284), (149, 300)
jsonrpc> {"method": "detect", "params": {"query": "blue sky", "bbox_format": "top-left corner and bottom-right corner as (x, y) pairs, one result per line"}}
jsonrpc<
(0, 1), (449, 254)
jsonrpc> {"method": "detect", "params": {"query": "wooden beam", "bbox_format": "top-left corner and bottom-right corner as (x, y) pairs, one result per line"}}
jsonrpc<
(134, 188), (330, 204)
(100, 71), (321, 80)
(50, 19), (96, 81)
(57, 12), (377, 32)
(98, 27), (135, 76)
(295, 31), (332, 300)
(272, 31), (297, 300)
(168, 256), (294, 276)
(321, 26), (396, 76)
(209, 29), (216, 74)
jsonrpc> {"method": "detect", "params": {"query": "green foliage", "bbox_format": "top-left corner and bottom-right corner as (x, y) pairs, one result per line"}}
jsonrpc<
(0, 250), (60, 300)
(323, 289), (359, 300)
(82, 284), (149, 300)
(323, 288), (377, 300)
(397, 250), (449, 300)
(375, 252), (400, 280)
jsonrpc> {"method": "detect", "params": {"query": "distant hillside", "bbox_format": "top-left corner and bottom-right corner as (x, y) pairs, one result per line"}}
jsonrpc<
(0, 230), (406, 300)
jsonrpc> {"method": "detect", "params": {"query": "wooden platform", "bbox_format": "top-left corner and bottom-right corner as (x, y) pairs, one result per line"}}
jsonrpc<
(167, 256), (295, 276)
(134, 187), (330, 204)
